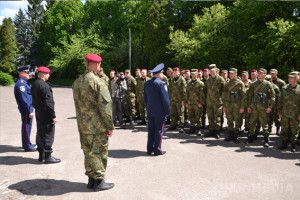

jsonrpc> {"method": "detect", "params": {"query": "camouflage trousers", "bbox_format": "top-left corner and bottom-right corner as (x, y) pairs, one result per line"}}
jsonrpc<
(125, 93), (136, 117)
(80, 132), (108, 180)
(243, 112), (251, 131)
(280, 115), (299, 143)
(249, 106), (269, 137)
(170, 101), (185, 127)
(268, 108), (281, 131)
(137, 96), (146, 120)
(225, 104), (243, 133)
(188, 104), (203, 127)
(207, 102), (222, 131)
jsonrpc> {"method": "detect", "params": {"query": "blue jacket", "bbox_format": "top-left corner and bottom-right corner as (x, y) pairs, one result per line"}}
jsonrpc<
(14, 78), (33, 114)
(144, 77), (170, 117)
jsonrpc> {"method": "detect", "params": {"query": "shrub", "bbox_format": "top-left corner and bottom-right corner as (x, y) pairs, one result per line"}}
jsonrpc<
(0, 72), (14, 86)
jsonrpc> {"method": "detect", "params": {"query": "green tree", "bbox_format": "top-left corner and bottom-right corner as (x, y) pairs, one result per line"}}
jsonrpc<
(14, 9), (31, 66)
(0, 18), (18, 73)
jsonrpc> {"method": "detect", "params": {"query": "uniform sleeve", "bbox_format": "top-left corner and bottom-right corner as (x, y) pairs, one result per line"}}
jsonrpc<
(15, 83), (33, 113)
(277, 88), (283, 114)
(41, 85), (56, 119)
(240, 82), (247, 109)
(159, 83), (170, 116)
(144, 82), (148, 106)
(247, 83), (254, 109)
(221, 83), (228, 108)
(268, 83), (276, 108)
(199, 82), (205, 105)
(181, 78), (187, 102)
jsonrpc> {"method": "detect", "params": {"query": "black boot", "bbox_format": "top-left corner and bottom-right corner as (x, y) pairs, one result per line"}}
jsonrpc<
(93, 179), (114, 191)
(224, 131), (233, 141)
(245, 135), (255, 144)
(179, 127), (185, 133)
(167, 124), (177, 131)
(232, 132), (240, 143)
(87, 177), (94, 189)
(38, 150), (44, 162)
(276, 127), (281, 136)
(44, 153), (61, 164)
(291, 143), (297, 153)
(187, 126), (195, 135)
(138, 118), (146, 125)
(214, 131), (220, 139)
(278, 140), (288, 150)
(264, 136), (269, 148)
(129, 116), (134, 126)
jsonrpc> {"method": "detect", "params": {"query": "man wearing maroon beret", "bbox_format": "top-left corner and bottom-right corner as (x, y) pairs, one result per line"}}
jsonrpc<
(31, 66), (61, 164)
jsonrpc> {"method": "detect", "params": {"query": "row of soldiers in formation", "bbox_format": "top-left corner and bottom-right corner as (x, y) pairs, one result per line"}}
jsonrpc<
(99, 64), (300, 152)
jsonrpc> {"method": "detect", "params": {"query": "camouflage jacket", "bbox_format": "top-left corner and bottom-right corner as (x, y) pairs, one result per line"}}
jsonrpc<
(222, 79), (246, 108)
(125, 75), (137, 96)
(278, 84), (300, 117)
(205, 75), (225, 105)
(272, 78), (286, 90)
(187, 79), (205, 106)
(247, 80), (275, 109)
(171, 75), (187, 102)
(136, 77), (150, 99)
(72, 71), (114, 135)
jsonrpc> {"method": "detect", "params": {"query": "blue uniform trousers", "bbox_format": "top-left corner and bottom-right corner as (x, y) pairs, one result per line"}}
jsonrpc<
(147, 116), (165, 154)
(20, 112), (33, 150)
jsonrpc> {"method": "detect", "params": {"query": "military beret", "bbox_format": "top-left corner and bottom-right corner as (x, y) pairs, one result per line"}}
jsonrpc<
(198, 69), (203, 72)
(221, 69), (228, 73)
(85, 53), (102, 63)
(270, 68), (278, 74)
(37, 66), (51, 74)
(241, 71), (249, 76)
(265, 74), (271, 81)
(151, 63), (164, 74)
(173, 67), (180, 72)
(251, 69), (257, 73)
(209, 64), (217, 69)
(191, 69), (198, 74)
(258, 68), (267, 73)
(18, 65), (30, 73)
(288, 71), (299, 77)
(229, 68), (237, 73)
(203, 68), (209, 72)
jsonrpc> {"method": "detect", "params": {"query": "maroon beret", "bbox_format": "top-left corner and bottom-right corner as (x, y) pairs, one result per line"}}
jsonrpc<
(37, 66), (51, 74)
(173, 67), (180, 72)
(251, 69), (257, 73)
(85, 54), (102, 63)
(203, 68), (209, 72)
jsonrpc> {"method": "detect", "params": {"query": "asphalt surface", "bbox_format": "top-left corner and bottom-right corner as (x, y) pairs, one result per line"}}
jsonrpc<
(0, 86), (299, 200)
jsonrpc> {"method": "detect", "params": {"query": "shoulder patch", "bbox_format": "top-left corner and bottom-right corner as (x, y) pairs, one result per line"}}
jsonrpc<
(19, 85), (25, 92)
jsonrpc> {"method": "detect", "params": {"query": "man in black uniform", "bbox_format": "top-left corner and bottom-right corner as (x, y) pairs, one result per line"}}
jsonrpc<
(31, 66), (61, 164)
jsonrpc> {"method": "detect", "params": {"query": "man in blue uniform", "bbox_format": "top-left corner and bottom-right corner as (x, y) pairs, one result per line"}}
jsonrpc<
(14, 65), (36, 152)
(144, 63), (170, 156)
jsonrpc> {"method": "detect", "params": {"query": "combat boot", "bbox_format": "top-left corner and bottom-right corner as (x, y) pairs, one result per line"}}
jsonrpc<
(87, 177), (94, 189)
(245, 135), (255, 144)
(44, 153), (61, 164)
(167, 124), (177, 131)
(38, 150), (44, 162)
(278, 140), (288, 150)
(264, 136), (269, 148)
(276, 127), (281, 136)
(214, 130), (220, 139)
(93, 179), (114, 191)
(224, 131), (233, 141)
(291, 143), (297, 153)
(186, 126), (195, 135)
(179, 127), (185, 133)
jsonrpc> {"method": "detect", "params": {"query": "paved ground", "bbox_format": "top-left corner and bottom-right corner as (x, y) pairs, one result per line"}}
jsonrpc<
(0, 86), (299, 200)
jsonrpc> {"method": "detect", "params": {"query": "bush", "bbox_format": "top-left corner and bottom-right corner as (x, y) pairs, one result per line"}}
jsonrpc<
(0, 72), (14, 86)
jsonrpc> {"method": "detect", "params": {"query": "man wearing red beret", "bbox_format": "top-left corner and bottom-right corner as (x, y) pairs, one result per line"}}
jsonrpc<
(31, 66), (61, 164)
(73, 53), (114, 191)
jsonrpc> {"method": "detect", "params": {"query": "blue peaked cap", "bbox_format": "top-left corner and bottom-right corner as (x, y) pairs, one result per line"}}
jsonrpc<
(18, 65), (31, 72)
(150, 63), (164, 74)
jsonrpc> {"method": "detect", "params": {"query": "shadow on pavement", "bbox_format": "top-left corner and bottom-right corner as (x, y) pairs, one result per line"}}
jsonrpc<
(109, 149), (147, 159)
(164, 130), (300, 161)
(0, 145), (24, 153)
(9, 179), (89, 196)
(0, 156), (41, 165)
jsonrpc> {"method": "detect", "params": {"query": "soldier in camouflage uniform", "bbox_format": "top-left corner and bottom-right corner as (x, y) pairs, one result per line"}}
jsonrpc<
(98, 68), (109, 85)
(136, 69), (150, 125)
(205, 64), (225, 139)
(246, 68), (275, 147)
(241, 71), (251, 133)
(183, 70), (191, 127)
(270, 69), (286, 135)
(168, 67), (187, 133)
(265, 74), (280, 135)
(124, 69), (137, 126)
(72, 54), (114, 191)
(186, 69), (205, 135)
(222, 68), (246, 143)
(201, 68), (210, 128)
(278, 72), (300, 152)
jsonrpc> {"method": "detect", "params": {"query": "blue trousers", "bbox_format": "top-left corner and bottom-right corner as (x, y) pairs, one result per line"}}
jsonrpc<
(20, 113), (34, 150)
(147, 116), (165, 154)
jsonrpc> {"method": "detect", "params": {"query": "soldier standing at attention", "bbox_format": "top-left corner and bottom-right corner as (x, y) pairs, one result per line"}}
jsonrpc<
(201, 68), (210, 129)
(31, 66), (60, 164)
(222, 68), (246, 143)
(246, 68), (275, 147)
(135, 68), (141, 120)
(221, 70), (229, 82)
(124, 69), (137, 126)
(241, 71), (251, 134)
(205, 64), (225, 139)
(186, 69), (205, 135)
(250, 69), (258, 82)
(168, 67), (186, 133)
(144, 63), (170, 156)
(183, 70), (191, 127)
(278, 72), (300, 152)
(14, 65), (36, 152)
(72, 54), (114, 191)
(136, 69), (150, 125)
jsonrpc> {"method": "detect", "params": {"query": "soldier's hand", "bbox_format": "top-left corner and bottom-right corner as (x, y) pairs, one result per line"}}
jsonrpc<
(223, 107), (227, 113)
(52, 118), (57, 124)
(106, 130), (113, 137)
(198, 103), (203, 108)
(266, 107), (272, 113)
(239, 108), (244, 114)
(29, 113), (34, 118)
(247, 108), (252, 113)
(181, 101), (185, 107)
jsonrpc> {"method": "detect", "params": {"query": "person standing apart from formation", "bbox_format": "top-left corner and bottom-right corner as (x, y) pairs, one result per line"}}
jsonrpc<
(72, 54), (114, 191)
(144, 63), (170, 156)
(31, 66), (61, 164)
(14, 65), (36, 152)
